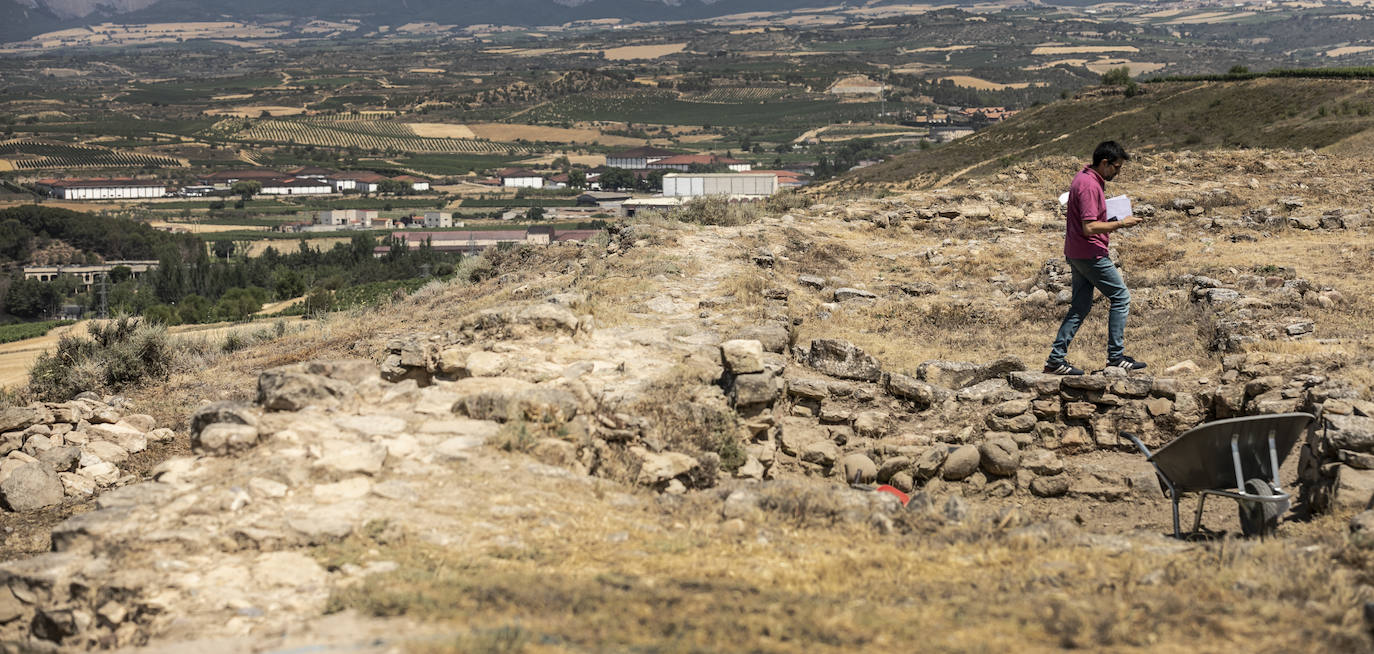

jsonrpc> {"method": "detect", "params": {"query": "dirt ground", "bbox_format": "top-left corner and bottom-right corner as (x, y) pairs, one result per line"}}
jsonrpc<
(240, 236), (350, 257)
(3, 147), (1373, 650)
(144, 221), (270, 234)
(939, 75), (1047, 90)
(601, 43), (687, 60)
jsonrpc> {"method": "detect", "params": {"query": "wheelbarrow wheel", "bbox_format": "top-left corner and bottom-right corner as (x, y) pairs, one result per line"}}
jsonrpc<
(1237, 478), (1284, 537)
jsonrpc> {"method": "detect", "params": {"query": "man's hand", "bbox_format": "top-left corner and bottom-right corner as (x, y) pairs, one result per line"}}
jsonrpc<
(1083, 215), (1143, 234)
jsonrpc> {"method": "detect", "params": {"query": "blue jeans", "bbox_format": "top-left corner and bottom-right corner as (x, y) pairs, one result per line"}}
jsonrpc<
(1047, 256), (1130, 365)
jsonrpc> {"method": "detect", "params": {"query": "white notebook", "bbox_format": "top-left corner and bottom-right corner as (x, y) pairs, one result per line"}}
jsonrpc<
(1105, 195), (1131, 221)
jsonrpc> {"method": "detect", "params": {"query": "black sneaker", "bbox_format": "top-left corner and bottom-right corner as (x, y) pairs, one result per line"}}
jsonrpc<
(1044, 362), (1084, 375)
(1107, 355), (1147, 371)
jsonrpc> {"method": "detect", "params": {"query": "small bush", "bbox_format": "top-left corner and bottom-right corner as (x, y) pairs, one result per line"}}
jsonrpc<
(667, 196), (761, 226)
(765, 189), (809, 213)
(28, 315), (174, 401)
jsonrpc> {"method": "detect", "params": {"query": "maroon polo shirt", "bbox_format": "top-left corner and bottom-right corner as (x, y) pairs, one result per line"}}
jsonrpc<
(1065, 165), (1109, 259)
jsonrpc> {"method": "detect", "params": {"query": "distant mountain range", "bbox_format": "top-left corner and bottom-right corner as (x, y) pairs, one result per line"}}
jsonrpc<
(1, 0), (920, 44)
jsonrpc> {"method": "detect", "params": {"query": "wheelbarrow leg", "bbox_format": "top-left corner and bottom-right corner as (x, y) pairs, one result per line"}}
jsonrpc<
(1193, 493), (1208, 534)
(1171, 494), (1181, 538)
(1123, 432), (1183, 538)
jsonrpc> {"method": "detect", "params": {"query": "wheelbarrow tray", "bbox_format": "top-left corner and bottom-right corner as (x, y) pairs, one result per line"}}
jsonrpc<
(1126, 412), (1315, 538)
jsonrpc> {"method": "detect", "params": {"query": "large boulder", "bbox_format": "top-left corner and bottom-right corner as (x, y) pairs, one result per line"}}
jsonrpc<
(1, 463), (64, 512)
(721, 340), (766, 375)
(730, 324), (791, 354)
(917, 356), (1025, 390)
(979, 438), (1021, 477)
(257, 367), (357, 411)
(838, 454), (877, 484)
(886, 373), (935, 406)
(942, 445), (981, 480)
(1327, 415), (1374, 453)
(632, 448), (699, 486)
(805, 339), (882, 382)
(0, 407), (47, 433)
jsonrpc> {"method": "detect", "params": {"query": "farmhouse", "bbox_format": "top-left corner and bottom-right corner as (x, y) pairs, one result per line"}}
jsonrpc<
(261, 177), (333, 195)
(24, 260), (159, 288)
(422, 211), (454, 228)
(499, 168), (545, 189)
(648, 154), (752, 172)
(331, 171), (388, 193)
(606, 146), (677, 170)
(958, 106), (1018, 122)
(661, 173), (777, 198)
(314, 209), (379, 228)
(35, 178), (169, 200)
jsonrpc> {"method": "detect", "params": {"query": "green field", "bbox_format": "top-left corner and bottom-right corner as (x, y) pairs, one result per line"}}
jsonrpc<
(523, 93), (876, 128)
(121, 75), (281, 105)
(0, 320), (75, 345)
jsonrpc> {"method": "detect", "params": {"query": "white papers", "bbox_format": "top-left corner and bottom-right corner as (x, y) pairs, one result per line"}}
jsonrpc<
(1105, 195), (1131, 221)
(1057, 191), (1069, 206)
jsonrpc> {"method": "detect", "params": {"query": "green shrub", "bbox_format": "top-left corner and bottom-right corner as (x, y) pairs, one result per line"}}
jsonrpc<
(1101, 66), (1132, 86)
(28, 315), (173, 401)
(667, 196), (761, 226)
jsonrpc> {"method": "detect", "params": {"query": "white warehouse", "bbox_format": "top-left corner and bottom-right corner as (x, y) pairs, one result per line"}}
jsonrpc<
(36, 178), (168, 200)
(661, 173), (777, 198)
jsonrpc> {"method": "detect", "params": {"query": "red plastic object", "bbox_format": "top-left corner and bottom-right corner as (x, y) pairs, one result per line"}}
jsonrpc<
(875, 485), (910, 506)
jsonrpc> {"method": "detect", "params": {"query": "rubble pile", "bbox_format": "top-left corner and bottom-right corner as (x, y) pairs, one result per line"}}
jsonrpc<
(0, 397), (174, 513)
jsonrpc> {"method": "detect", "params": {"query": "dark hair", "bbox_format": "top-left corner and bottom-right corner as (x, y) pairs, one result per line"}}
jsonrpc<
(1092, 141), (1129, 166)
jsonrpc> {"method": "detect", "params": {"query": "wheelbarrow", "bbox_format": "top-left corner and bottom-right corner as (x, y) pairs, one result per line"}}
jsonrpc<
(1123, 412), (1316, 539)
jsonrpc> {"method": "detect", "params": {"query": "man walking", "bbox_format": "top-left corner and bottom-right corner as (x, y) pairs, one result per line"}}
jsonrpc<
(1044, 141), (1146, 375)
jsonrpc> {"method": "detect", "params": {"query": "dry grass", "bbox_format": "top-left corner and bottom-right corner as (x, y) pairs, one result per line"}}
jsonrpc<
(320, 476), (1373, 653)
(602, 43), (688, 60)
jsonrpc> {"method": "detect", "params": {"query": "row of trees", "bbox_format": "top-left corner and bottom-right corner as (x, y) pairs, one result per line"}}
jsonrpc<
(2, 233), (461, 325)
(0, 206), (199, 265)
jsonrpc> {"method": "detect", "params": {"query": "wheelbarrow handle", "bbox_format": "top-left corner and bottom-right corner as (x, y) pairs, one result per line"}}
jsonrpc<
(1121, 431), (1153, 458)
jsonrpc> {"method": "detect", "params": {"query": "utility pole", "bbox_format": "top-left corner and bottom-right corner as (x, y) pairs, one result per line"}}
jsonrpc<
(880, 71), (886, 122)
(99, 272), (109, 319)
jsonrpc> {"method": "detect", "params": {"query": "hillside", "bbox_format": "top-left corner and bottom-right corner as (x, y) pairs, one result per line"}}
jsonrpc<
(3, 0), (908, 43)
(1, 146), (1373, 649)
(853, 77), (1374, 188)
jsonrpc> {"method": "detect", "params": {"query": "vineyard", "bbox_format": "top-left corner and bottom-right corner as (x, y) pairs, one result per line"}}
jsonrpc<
(0, 140), (186, 170)
(690, 86), (797, 103)
(234, 119), (525, 154)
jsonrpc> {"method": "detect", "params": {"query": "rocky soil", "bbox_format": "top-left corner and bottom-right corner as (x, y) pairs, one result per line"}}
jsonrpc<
(1, 148), (1373, 651)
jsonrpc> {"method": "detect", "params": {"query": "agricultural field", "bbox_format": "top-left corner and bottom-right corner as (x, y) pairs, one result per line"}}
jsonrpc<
(1, 0), (1373, 197)
(233, 119), (523, 154)
(0, 139), (186, 170)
